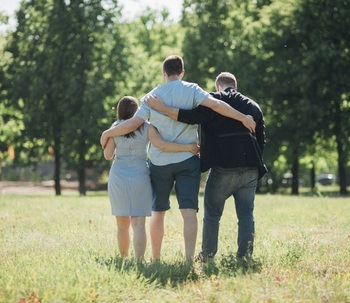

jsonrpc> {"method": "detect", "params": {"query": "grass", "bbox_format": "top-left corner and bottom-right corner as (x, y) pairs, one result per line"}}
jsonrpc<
(1, 193), (350, 302)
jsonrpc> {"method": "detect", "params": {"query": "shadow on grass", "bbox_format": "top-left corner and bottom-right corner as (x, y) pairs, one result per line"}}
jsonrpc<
(96, 253), (263, 286)
(199, 253), (263, 278)
(218, 253), (263, 276)
(96, 256), (199, 287)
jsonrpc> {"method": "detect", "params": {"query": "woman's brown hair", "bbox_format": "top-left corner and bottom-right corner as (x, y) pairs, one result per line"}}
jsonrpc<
(116, 96), (143, 138)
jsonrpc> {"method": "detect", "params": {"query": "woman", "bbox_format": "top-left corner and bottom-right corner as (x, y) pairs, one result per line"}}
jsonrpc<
(103, 96), (199, 261)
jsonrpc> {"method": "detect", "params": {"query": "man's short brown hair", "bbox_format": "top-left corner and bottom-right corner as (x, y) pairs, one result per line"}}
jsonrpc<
(215, 72), (237, 90)
(163, 55), (184, 76)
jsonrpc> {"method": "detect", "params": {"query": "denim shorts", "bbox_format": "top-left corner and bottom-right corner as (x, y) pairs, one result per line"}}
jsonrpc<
(149, 156), (201, 211)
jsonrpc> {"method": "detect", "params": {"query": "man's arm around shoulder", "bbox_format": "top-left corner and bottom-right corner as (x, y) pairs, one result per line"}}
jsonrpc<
(200, 95), (256, 132)
(145, 94), (215, 125)
(100, 116), (144, 148)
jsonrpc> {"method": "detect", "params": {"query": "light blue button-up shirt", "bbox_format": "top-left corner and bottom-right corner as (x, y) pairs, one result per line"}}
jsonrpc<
(136, 80), (209, 166)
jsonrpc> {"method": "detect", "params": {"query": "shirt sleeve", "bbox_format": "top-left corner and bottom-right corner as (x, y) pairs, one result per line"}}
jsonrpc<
(255, 111), (266, 154)
(135, 98), (151, 121)
(193, 84), (210, 107)
(178, 105), (216, 125)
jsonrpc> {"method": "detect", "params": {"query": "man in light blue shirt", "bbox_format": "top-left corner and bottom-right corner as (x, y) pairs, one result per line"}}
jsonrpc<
(136, 78), (208, 166)
(100, 55), (255, 262)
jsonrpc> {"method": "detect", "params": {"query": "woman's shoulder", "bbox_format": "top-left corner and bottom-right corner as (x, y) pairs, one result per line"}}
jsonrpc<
(112, 120), (121, 127)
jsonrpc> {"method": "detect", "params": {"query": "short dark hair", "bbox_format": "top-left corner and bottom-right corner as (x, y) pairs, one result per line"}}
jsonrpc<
(163, 55), (184, 76)
(115, 96), (142, 138)
(215, 72), (237, 90)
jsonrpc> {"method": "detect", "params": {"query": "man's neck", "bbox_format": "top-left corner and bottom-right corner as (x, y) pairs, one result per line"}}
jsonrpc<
(165, 74), (181, 82)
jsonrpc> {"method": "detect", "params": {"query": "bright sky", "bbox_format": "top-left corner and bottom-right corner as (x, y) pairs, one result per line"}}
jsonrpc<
(0, 0), (182, 30)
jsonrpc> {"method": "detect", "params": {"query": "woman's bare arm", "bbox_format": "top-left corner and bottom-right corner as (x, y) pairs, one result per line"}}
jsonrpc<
(148, 124), (199, 154)
(100, 116), (145, 149)
(103, 138), (116, 160)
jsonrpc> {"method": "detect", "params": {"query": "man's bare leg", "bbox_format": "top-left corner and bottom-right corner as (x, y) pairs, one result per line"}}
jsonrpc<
(180, 208), (198, 261)
(150, 211), (165, 262)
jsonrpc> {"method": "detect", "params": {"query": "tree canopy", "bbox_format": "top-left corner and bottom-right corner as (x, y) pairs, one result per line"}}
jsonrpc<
(1, 0), (349, 195)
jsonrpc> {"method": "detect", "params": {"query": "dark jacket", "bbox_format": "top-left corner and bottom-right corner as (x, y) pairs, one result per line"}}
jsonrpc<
(178, 88), (267, 179)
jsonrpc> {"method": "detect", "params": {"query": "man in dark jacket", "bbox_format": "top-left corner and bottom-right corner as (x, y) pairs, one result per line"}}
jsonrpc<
(145, 72), (267, 262)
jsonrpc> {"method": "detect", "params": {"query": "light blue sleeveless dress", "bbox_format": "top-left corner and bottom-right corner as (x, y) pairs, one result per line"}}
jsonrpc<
(108, 122), (152, 216)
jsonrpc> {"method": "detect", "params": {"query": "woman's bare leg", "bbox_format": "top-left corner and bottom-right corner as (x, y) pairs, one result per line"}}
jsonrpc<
(131, 216), (147, 261)
(116, 216), (131, 258)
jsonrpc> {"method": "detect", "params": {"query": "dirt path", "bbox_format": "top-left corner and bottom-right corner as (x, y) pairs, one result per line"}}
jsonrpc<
(0, 181), (79, 195)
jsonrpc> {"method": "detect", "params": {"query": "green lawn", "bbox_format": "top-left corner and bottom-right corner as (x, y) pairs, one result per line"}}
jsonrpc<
(1, 193), (349, 302)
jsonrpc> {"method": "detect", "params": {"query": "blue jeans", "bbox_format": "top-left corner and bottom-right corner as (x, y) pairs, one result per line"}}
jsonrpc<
(201, 167), (258, 259)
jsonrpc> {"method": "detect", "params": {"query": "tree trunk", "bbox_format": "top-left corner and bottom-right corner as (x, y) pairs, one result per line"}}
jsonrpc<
(54, 141), (61, 196)
(291, 153), (299, 195)
(310, 162), (316, 192)
(334, 96), (348, 195)
(78, 156), (86, 196)
(336, 136), (348, 195)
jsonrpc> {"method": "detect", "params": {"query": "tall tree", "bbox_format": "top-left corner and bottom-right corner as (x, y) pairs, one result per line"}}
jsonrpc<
(0, 12), (23, 176)
(235, 0), (350, 194)
(182, 0), (234, 87)
(181, 0), (347, 194)
(123, 7), (185, 95)
(58, 0), (129, 195)
(5, 0), (55, 171)
(294, 0), (350, 194)
(5, 0), (128, 195)
(250, 0), (312, 195)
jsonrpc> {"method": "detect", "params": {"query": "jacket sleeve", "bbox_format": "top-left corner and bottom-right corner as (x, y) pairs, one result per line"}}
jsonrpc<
(178, 105), (216, 125)
(255, 111), (266, 154)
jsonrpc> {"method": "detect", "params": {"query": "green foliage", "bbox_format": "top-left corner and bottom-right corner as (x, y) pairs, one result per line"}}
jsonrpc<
(1, 0), (349, 194)
(0, 19), (22, 162)
(181, 0), (349, 194)
(182, 0), (237, 88)
(258, 0), (349, 193)
(3, 0), (130, 193)
(1, 3), (186, 192)
(120, 9), (185, 100)
(292, 0), (350, 193)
